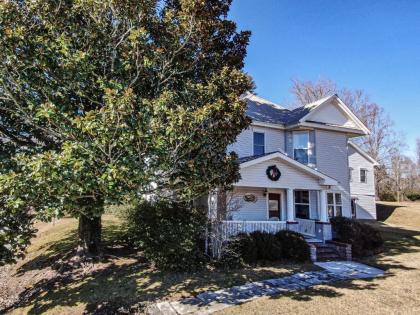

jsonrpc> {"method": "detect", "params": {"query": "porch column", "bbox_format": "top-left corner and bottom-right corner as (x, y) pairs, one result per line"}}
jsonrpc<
(286, 188), (295, 222)
(319, 190), (328, 222)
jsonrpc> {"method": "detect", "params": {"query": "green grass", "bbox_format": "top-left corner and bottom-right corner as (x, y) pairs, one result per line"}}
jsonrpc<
(217, 202), (420, 315)
(2, 215), (314, 315)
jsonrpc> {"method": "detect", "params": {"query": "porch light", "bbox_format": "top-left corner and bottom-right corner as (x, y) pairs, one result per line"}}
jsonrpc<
(263, 188), (268, 197)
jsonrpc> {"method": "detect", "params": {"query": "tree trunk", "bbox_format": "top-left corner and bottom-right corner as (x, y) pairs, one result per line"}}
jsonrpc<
(78, 214), (102, 256)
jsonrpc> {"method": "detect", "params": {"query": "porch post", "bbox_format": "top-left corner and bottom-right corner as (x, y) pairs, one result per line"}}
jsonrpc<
(319, 190), (328, 222)
(286, 188), (295, 222)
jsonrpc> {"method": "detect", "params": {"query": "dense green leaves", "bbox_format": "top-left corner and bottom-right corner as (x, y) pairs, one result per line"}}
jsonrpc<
(0, 0), (252, 261)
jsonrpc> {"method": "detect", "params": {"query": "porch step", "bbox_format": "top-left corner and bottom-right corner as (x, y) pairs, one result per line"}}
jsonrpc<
(313, 243), (342, 261)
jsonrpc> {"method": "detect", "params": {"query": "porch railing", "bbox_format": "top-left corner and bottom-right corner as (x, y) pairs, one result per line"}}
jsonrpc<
(218, 220), (287, 240)
(295, 218), (316, 237)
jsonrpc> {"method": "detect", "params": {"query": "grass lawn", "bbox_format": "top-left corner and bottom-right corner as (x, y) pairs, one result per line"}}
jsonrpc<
(217, 201), (420, 315)
(0, 215), (315, 314)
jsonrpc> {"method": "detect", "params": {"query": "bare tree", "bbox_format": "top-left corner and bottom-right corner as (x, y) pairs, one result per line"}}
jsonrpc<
(290, 78), (401, 198)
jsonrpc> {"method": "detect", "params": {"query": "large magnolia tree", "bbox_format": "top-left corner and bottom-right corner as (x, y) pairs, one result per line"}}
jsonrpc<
(0, 0), (253, 262)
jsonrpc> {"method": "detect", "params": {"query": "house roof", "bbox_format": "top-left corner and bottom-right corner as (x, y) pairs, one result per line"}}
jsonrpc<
(243, 92), (370, 135)
(238, 151), (338, 186)
(244, 92), (324, 125)
(348, 142), (379, 166)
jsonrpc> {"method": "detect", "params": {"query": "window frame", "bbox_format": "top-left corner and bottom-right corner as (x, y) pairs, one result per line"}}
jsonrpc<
(349, 167), (353, 182)
(327, 192), (343, 218)
(294, 190), (310, 219)
(293, 131), (310, 164)
(360, 168), (368, 183)
(253, 131), (265, 156)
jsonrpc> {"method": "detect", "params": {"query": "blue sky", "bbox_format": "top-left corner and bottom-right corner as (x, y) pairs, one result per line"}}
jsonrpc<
(229, 0), (420, 157)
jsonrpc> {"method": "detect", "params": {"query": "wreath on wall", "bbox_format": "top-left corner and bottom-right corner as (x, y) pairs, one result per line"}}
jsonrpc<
(266, 165), (281, 181)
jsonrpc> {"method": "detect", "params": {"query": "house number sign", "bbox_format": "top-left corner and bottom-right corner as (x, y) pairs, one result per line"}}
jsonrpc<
(266, 165), (281, 181)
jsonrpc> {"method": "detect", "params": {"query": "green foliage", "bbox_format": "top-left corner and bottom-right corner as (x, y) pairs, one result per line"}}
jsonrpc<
(330, 217), (383, 257)
(0, 206), (36, 266)
(217, 230), (310, 268)
(124, 199), (208, 271)
(0, 0), (252, 262)
(379, 192), (397, 202)
(406, 193), (420, 201)
(274, 230), (310, 262)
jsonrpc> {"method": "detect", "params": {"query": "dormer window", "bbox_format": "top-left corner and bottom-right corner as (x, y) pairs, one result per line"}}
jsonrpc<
(253, 132), (265, 155)
(360, 168), (368, 183)
(293, 131), (309, 164)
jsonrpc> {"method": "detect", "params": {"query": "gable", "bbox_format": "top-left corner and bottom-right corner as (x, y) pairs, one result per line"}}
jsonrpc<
(237, 157), (325, 190)
(304, 100), (357, 128)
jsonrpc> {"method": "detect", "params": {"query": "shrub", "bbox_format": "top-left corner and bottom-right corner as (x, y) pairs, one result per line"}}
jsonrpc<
(379, 192), (396, 202)
(275, 230), (310, 262)
(217, 230), (309, 266)
(330, 217), (383, 257)
(124, 199), (207, 271)
(406, 193), (420, 201)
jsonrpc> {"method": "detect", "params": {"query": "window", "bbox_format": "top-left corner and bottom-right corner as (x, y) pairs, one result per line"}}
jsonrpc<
(295, 190), (310, 219)
(349, 167), (353, 182)
(360, 169), (367, 183)
(327, 192), (343, 218)
(253, 132), (265, 155)
(293, 131), (309, 164)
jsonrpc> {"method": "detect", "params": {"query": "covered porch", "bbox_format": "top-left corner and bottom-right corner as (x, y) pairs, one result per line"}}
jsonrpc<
(212, 151), (339, 242)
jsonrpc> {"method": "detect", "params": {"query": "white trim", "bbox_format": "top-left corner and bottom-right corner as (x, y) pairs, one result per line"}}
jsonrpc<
(297, 95), (371, 135)
(359, 167), (368, 183)
(253, 131), (265, 156)
(239, 152), (338, 186)
(292, 130), (310, 162)
(348, 142), (379, 166)
(288, 122), (367, 136)
(251, 121), (285, 130)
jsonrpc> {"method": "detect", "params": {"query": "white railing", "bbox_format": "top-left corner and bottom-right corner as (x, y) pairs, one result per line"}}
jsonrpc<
(219, 220), (287, 240)
(295, 218), (316, 237)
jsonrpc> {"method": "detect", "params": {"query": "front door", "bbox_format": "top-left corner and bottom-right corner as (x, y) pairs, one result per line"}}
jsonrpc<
(268, 193), (281, 219)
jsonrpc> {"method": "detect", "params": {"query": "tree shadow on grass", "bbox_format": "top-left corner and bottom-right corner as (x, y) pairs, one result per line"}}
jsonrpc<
(16, 221), (131, 275)
(9, 260), (315, 314)
(376, 203), (403, 221)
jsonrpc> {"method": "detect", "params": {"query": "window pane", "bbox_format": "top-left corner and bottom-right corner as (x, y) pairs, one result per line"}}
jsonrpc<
(269, 200), (279, 212)
(293, 132), (309, 149)
(360, 169), (367, 183)
(327, 193), (334, 205)
(295, 190), (309, 204)
(336, 206), (342, 217)
(253, 132), (265, 155)
(328, 205), (334, 218)
(294, 149), (308, 164)
(254, 145), (264, 156)
(253, 132), (264, 145)
(295, 204), (310, 219)
(335, 193), (342, 205)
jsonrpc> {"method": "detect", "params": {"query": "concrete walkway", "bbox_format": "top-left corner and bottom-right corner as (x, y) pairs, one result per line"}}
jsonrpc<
(147, 261), (384, 315)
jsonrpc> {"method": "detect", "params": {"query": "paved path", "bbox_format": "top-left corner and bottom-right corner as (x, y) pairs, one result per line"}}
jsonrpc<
(147, 261), (384, 315)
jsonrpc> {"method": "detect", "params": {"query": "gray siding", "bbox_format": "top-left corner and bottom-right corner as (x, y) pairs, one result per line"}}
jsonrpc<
(316, 130), (352, 217)
(228, 125), (285, 158)
(348, 145), (377, 219)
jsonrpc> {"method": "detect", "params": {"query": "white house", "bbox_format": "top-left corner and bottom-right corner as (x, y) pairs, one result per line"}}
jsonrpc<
(213, 92), (377, 242)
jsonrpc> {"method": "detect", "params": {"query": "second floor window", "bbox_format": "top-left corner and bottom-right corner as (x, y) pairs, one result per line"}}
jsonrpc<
(349, 167), (354, 182)
(293, 131), (309, 164)
(360, 168), (367, 183)
(253, 132), (265, 155)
